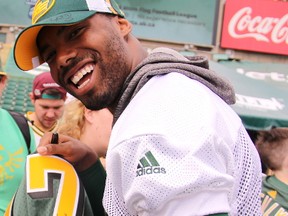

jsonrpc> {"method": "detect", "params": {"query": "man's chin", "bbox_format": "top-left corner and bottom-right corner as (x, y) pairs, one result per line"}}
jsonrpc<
(44, 122), (56, 130)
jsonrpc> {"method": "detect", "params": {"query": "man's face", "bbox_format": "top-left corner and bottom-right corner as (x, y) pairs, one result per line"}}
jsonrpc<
(33, 98), (65, 130)
(37, 14), (131, 111)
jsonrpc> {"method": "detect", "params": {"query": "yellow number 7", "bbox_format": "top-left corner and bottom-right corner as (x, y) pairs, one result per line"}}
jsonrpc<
(27, 154), (83, 216)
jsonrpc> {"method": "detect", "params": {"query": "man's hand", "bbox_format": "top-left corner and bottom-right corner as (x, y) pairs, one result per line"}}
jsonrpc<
(37, 132), (98, 171)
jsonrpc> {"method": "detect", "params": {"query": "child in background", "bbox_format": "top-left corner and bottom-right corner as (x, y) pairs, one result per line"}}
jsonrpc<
(255, 127), (288, 214)
(56, 99), (113, 168)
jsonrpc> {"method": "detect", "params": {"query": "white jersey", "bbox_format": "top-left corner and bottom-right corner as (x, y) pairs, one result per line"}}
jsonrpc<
(103, 73), (262, 215)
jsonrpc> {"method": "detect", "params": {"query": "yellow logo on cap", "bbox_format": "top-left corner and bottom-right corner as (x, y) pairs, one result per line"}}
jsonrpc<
(32, 0), (56, 24)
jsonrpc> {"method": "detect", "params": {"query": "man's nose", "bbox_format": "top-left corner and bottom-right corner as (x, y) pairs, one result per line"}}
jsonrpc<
(46, 109), (56, 118)
(56, 46), (77, 69)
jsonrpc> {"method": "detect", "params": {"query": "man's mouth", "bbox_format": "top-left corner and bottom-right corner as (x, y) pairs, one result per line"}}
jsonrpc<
(71, 63), (94, 89)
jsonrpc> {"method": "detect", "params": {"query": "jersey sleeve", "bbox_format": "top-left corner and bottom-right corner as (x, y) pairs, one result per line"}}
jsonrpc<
(78, 159), (107, 216)
(104, 133), (232, 216)
(103, 74), (262, 215)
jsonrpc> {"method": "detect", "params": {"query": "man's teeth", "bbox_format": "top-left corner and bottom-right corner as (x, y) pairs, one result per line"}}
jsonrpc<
(71, 64), (94, 85)
(78, 79), (90, 89)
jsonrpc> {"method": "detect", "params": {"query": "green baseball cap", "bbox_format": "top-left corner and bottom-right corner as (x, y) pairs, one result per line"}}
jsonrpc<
(14, 0), (125, 71)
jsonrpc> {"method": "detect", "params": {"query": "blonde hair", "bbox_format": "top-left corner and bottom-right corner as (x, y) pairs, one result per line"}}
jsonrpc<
(56, 99), (85, 139)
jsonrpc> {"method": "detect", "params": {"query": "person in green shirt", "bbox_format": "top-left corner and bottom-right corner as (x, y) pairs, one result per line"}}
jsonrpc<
(0, 71), (36, 215)
(255, 127), (288, 215)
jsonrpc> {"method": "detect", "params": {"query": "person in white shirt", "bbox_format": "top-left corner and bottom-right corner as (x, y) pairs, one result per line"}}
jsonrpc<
(13, 0), (262, 215)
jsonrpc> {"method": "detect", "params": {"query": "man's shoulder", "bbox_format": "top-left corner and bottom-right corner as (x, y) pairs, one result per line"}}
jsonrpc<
(25, 111), (45, 136)
(146, 72), (210, 95)
(0, 107), (9, 116)
(0, 108), (21, 123)
(0, 109), (22, 128)
(24, 111), (33, 120)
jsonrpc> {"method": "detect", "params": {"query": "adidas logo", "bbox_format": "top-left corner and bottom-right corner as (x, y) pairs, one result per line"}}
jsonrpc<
(136, 151), (166, 177)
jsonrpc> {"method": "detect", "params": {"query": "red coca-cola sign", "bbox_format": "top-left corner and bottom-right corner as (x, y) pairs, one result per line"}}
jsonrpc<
(221, 0), (288, 55)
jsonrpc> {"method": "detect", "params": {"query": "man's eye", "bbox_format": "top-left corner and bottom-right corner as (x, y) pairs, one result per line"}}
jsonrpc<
(70, 27), (83, 39)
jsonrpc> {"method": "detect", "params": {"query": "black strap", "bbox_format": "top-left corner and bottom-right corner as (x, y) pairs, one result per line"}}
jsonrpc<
(8, 111), (31, 153)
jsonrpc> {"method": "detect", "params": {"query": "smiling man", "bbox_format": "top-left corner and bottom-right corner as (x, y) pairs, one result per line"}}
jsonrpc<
(12, 0), (262, 215)
(26, 72), (67, 145)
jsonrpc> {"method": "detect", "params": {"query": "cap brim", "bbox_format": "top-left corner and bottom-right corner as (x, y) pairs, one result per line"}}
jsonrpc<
(14, 11), (97, 71)
(0, 71), (7, 76)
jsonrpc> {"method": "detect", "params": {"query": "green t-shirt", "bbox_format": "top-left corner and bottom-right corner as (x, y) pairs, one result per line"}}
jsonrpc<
(0, 109), (36, 215)
(261, 175), (288, 215)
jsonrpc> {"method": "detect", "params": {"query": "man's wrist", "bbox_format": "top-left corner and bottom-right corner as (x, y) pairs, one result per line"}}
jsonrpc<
(74, 151), (98, 171)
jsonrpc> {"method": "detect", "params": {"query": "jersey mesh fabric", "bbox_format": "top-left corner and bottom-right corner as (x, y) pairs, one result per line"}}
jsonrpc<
(103, 73), (262, 215)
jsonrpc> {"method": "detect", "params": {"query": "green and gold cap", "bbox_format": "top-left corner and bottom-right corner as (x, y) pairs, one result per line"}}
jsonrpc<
(14, 0), (125, 71)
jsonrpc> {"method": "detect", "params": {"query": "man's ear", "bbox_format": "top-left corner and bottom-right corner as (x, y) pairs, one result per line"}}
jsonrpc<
(117, 17), (132, 37)
(0, 75), (7, 93)
(29, 92), (36, 104)
(84, 108), (94, 124)
(0, 75), (7, 83)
